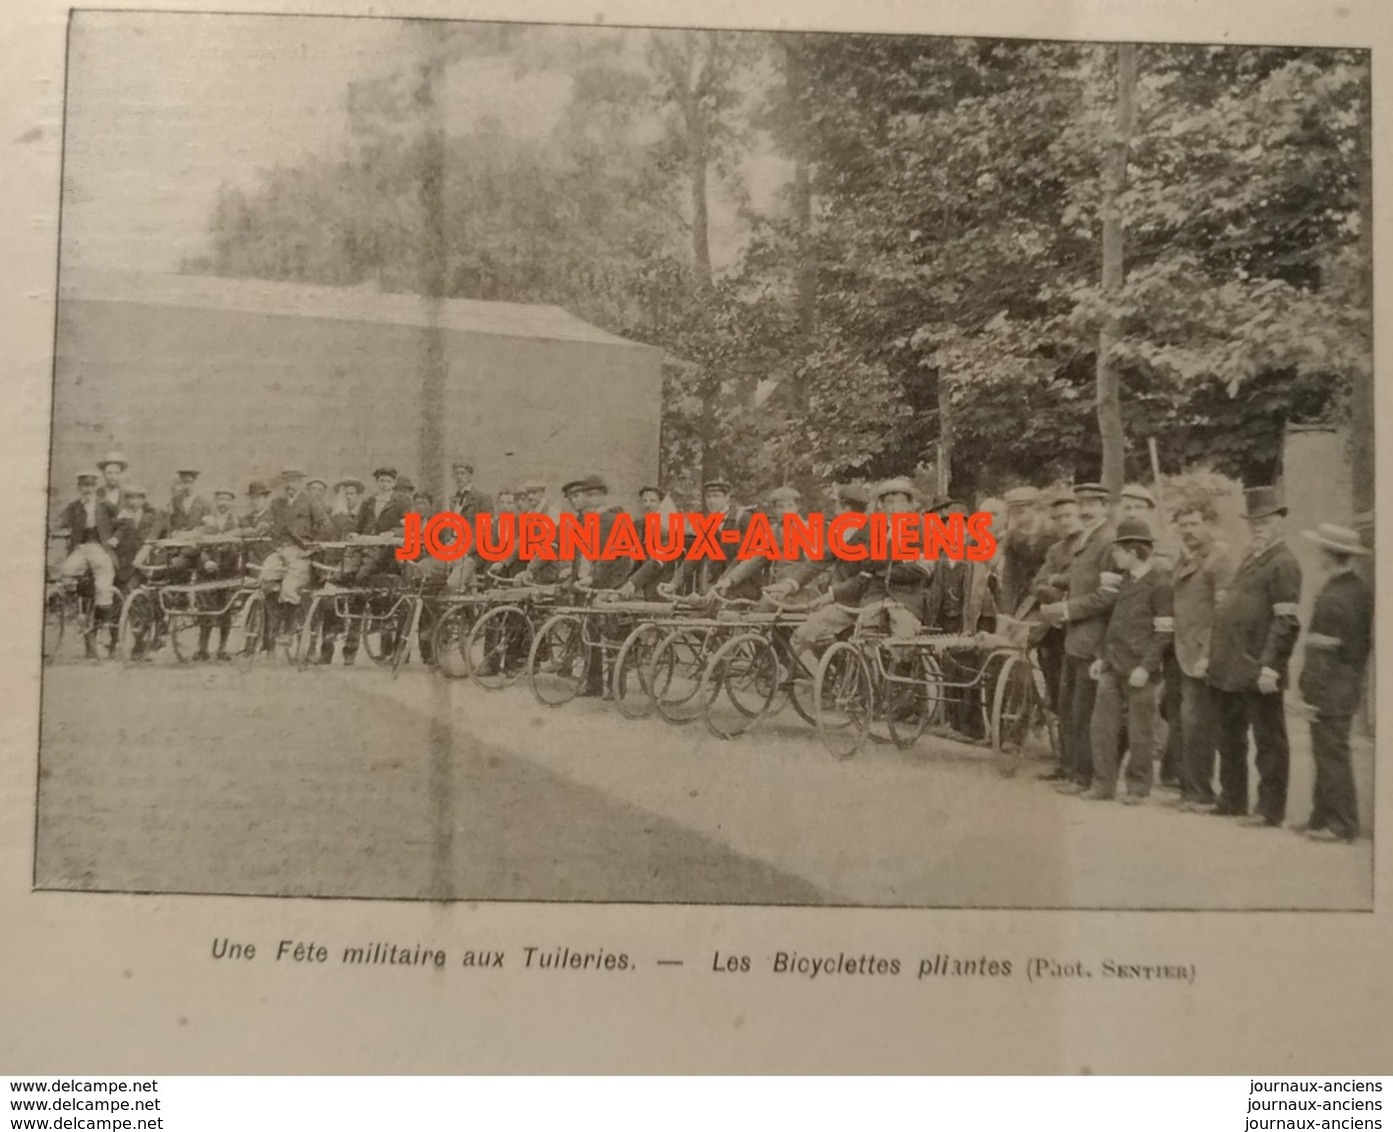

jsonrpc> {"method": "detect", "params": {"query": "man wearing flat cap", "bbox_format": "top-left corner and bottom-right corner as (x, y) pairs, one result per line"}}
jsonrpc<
(1295, 524), (1371, 842)
(1206, 485), (1303, 827)
(658, 476), (751, 600)
(448, 459), (493, 522)
(1040, 483), (1119, 794)
(260, 468), (332, 640)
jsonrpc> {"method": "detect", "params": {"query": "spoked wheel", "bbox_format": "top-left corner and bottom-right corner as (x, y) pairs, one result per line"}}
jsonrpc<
(528, 613), (589, 707)
(42, 589), (66, 661)
(649, 627), (710, 725)
(885, 649), (937, 751)
(610, 621), (662, 720)
(391, 597), (424, 676)
(168, 611), (209, 663)
(234, 592), (270, 667)
(430, 604), (475, 680)
(702, 632), (779, 740)
(466, 605), (533, 690)
(362, 594), (413, 668)
(296, 596), (329, 671)
(813, 640), (874, 760)
(990, 651), (1037, 777)
(117, 588), (159, 663)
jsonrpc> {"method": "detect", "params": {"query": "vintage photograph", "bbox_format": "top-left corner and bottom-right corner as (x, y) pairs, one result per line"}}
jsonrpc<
(37, 10), (1375, 910)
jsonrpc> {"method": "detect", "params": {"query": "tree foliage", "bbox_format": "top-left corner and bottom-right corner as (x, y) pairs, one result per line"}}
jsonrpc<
(187, 27), (1371, 499)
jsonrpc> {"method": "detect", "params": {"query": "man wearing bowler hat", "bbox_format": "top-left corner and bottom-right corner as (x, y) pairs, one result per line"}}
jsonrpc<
(1295, 524), (1372, 843)
(1206, 485), (1303, 826)
(1084, 517), (1174, 802)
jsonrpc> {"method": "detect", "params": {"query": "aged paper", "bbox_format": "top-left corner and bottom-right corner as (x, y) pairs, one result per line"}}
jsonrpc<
(1, 0), (1389, 1073)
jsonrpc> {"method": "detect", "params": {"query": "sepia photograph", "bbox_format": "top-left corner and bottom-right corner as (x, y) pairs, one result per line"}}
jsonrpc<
(36, 9), (1375, 912)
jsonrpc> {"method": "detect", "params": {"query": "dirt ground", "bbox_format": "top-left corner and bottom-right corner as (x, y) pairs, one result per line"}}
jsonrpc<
(33, 658), (1373, 909)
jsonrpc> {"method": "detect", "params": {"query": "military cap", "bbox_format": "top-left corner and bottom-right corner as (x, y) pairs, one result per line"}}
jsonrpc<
(767, 485), (801, 505)
(77, 472), (99, 486)
(247, 480), (271, 497)
(212, 487), (237, 500)
(1302, 523), (1369, 556)
(1112, 517), (1155, 545)
(96, 450), (128, 471)
(306, 477), (328, 490)
(579, 474), (609, 493)
(1243, 485), (1287, 519)
(875, 477), (917, 501)
(281, 468), (306, 483)
(561, 478), (588, 497)
(1003, 486), (1040, 505)
(451, 458), (475, 473)
(835, 482), (872, 506)
(702, 476), (732, 492)
(335, 477), (364, 493)
(1120, 483), (1157, 508)
(1048, 489), (1078, 508)
(1074, 482), (1109, 499)
(372, 467), (399, 481)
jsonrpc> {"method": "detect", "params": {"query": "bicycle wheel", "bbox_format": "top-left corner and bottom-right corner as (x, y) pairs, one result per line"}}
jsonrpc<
(813, 640), (874, 760)
(528, 613), (588, 707)
(42, 589), (66, 661)
(886, 650), (935, 751)
(234, 592), (269, 667)
(430, 604), (475, 680)
(649, 627), (709, 725)
(391, 597), (423, 676)
(990, 651), (1037, 777)
(295, 596), (328, 672)
(168, 611), (208, 663)
(702, 632), (778, 740)
(466, 605), (533, 690)
(117, 588), (158, 662)
(610, 621), (662, 720)
(363, 595), (412, 667)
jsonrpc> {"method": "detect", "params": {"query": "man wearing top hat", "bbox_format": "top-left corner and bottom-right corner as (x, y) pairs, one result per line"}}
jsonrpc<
(1295, 524), (1372, 843)
(169, 469), (211, 533)
(1039, 482), (1119, 794)
(1206, 485), (1303, 826)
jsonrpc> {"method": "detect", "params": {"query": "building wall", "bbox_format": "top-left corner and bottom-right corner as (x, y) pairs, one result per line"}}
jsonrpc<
(50, 297), (662, 512)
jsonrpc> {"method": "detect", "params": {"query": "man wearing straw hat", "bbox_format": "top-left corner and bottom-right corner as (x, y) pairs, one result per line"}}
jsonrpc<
(1295, 523), (1372, 843)
(1207, 485), (1303, 827)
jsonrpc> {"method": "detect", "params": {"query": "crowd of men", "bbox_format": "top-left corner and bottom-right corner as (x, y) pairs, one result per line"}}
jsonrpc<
(54, 449), (1373, 844)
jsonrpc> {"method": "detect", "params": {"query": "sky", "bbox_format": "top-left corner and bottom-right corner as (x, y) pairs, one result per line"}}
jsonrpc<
(61, 11), (785, 278)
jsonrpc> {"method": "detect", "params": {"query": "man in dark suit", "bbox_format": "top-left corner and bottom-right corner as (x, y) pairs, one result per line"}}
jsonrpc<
(1207, 485), (1302, 827)
(58, 472), (120, 658)
(1295, 524), (1371, 843)
(110, 485), (169, 659)
(169, 469), (211, 533)
(354, 466), (408, 580)
(1040, 483), (1119, 794)
(660, 476), (753, 600)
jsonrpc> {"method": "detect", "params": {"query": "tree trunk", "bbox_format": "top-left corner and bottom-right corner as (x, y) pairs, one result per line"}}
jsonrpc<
(786, 41), (815, 376)
(1095, 43), (1137, 496)
(936, 375), (953, 500)
(415, 33), (449, 505)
